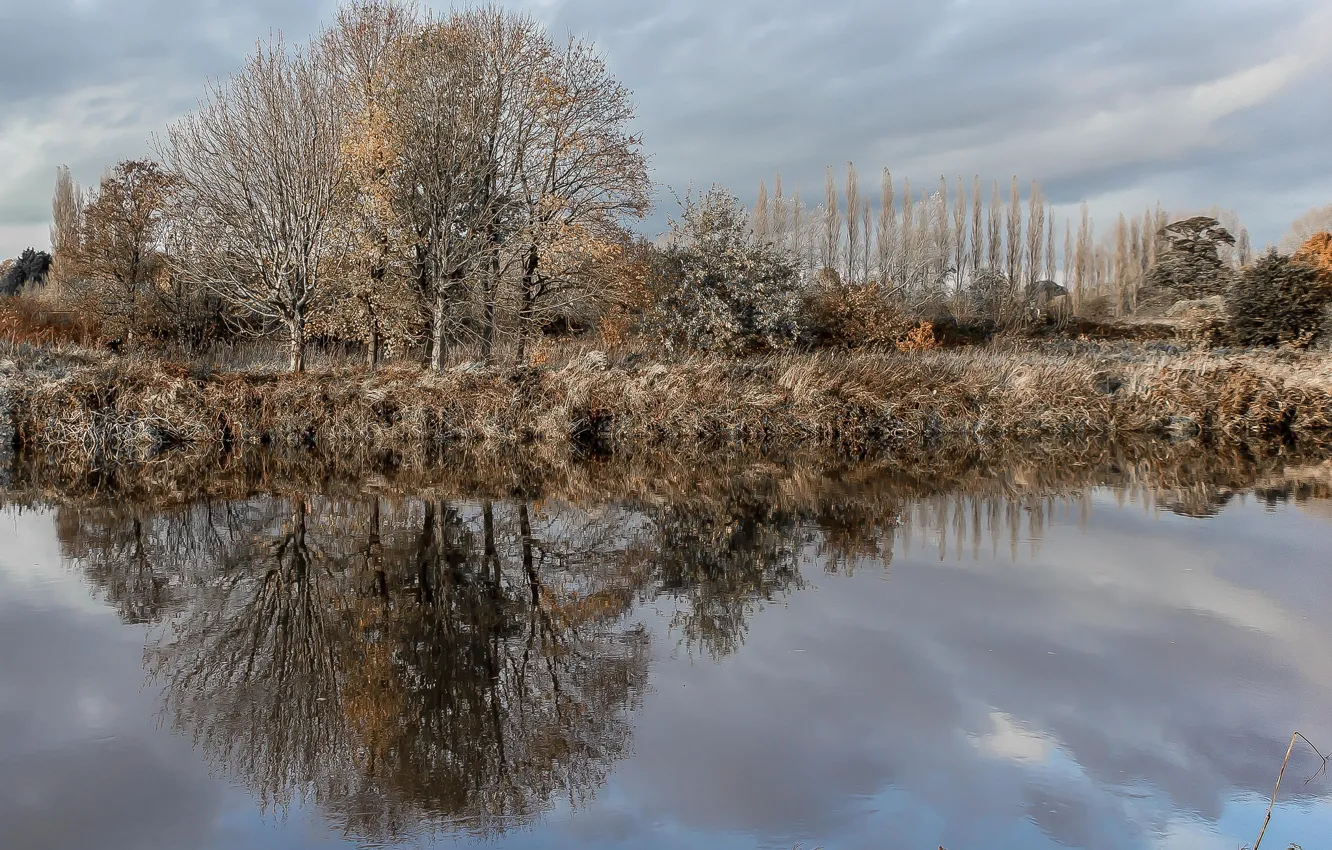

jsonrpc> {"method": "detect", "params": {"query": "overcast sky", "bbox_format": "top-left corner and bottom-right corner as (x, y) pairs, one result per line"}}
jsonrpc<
(2, 0), (1331, 259)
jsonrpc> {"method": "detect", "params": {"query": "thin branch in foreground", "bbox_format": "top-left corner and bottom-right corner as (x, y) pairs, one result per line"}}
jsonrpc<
(1252, 732), (1329, 850)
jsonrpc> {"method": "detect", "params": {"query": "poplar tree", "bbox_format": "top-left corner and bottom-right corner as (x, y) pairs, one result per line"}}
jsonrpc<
(844, 162), (860, 283)
(1044, 210), (1056, 283)
(860, 196), (873, 285)
(969, 175), (982, 279)
(902, 177), (916, 286)
(1026, 181), (1045, 285)
(771, 173), (788, 250)
(936, 176), (950, 288)
(821, 166), (840, 274)
(952, 176), (967, 290)
(986, 179), (1002, 272)
(1005, 175), (1022, 285)
(753, 180), (770, 242)
(878, 169), (896, 286)
(1064, 220), (1074, 308)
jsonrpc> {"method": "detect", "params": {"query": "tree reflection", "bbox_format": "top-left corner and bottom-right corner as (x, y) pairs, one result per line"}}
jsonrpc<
(650, 493), (804, 658)
(56, 481), (1074, 841)
(127, 496), (652, 841)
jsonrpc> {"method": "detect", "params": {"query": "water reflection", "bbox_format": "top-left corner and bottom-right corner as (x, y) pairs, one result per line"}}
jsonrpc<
(25, 455), (1332, 849)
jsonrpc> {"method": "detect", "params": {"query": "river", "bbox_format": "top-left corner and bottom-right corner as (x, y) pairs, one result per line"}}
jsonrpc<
(2, 463), (1331, 849)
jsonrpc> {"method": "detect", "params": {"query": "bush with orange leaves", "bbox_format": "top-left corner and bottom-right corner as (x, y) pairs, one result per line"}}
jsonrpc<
(1294, 232), (1332, 281)
(895, 321), (939, 353)
(804, 273), (914, 349)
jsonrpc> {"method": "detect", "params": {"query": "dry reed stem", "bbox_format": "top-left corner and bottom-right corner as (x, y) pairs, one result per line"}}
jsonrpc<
(1252, 732), (1328, 850)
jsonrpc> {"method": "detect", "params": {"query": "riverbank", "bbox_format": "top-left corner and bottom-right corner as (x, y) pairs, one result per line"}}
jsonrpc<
(4, 341), (1332, 469)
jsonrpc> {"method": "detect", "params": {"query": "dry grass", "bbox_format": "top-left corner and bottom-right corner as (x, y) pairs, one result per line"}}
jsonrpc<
(5, 344), (1332, 469)
(0, 297), (100, 348)
(2, 343), (1332, 479)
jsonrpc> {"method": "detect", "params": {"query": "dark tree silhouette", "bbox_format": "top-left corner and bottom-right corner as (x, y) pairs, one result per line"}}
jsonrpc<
(0, 248), (53, 295)
(1145, 216), (1235, 300)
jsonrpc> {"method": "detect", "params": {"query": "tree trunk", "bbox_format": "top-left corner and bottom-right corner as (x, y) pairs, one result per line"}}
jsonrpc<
(481, 241), (499, 363)
(288, 312), (306, 373)
(430, 288), (446, 371)
(367, 319), (381, 372)
(517, 244), (538, 364)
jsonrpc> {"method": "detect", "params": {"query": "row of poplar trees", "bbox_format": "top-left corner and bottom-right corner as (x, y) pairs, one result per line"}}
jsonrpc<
(49, 1), (650, 371)
(751, 164), (1252, 317)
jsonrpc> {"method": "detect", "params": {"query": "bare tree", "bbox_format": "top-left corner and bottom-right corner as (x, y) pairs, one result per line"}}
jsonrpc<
(1113, 213), (1129, 315)
(162, 36), (345, 372)
(969, 175), (982, 277)
(844, 162), (860, 283)
(859, 196), (872, 285)
(321, 0), (421, 370)
(1044, 207), (1056, 284)
(902, 177), (915, 285)
(50, 165), (84, 290)
(821, 166), (840, 274)
(753, 179), (770, 242)
(1026, 181), (1044, 285)
(936, 175), (950, 288)
(791, 189), (805, 270)
(1280, 204), (1332, 253)
(952, 176), (967, 291)
(373, 15), (502, 370)
(1075, 203), (1092, 301)
(512, 28), (650, 362)
(1005, 175), (1022, 285)
(986, 179), (1002, 272)
(1064, 219), (1074, 309)
(878, 169), (896, 285)
(771, 174), (788, 250)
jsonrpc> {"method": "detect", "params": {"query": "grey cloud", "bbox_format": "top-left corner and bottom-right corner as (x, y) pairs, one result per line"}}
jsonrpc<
(2, 0), (1329, 256)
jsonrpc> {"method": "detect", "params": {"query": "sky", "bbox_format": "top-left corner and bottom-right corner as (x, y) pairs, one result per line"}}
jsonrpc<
(2, 0), (1331, 259)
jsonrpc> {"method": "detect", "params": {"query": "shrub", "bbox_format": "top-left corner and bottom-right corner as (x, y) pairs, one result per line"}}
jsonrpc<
(969, 269), (1032, 329)
(1145, 216), (1236, 300)
(895, 321), (939, 352)
(1227, 250), (1332, 347)
(802, 278), (911, 349)
(1293, 232), (1332, 281)
(0, 248), (53, 296)
(644, 187), (803, 354)
(0, 295), (100, 347)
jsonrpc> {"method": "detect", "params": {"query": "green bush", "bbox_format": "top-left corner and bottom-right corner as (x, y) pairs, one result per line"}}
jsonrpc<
(1226, 250), (1332, 347)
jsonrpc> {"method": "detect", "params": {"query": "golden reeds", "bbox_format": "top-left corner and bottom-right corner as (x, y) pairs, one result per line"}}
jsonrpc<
(5, 345), (1332, 469)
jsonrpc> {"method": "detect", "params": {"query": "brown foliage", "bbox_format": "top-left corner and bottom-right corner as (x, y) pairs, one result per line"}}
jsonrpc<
(895, 321), (939, 353)
(804, 281), (911, 348)
(74, 159), (178, 338)
(0, 298), (100, 347)
(1294, 232), (1332, 280)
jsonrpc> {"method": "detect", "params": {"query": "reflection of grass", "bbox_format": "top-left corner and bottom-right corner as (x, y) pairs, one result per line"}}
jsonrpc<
(1250, 733), (1329, 850)
(9, 434), (1332, 512)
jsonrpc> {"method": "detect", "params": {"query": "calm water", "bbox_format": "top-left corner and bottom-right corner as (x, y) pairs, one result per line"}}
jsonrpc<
(3, 477), (1332, 850)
